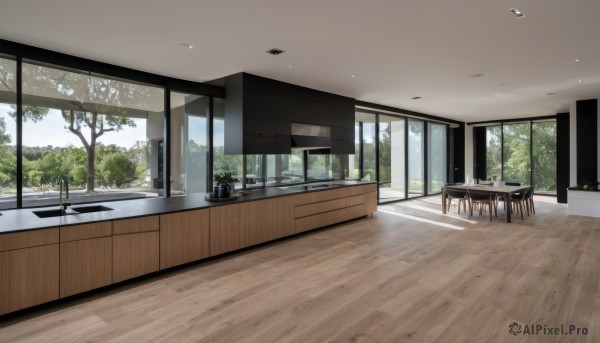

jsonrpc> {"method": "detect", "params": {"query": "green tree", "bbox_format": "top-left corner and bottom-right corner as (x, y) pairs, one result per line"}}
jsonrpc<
(101, 152), (136, 188)
(9, 64), (143, 192)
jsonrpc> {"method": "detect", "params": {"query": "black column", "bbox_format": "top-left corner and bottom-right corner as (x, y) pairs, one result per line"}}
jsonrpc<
(452, 123), (465, 183)
(556, 112), (570, 203)
(474, 126), (487, 181)
(576, 99), (598, 183)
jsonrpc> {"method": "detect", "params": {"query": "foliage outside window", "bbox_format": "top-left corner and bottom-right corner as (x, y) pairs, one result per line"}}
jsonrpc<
(378, 114), (405, 202)
(266, 153), (304, 185)
(485, 126), (502, 181)
(502, 122), (531, 186)
(212, 98), (242, 188)
(408, 119), (424, 197)
(16, 61), (164, 207)
(427, 123), (446, 193)
(0, 56), (16, 209)
(532, 121), (556, 193)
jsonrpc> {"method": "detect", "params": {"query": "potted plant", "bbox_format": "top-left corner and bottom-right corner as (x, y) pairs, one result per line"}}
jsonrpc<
(213, 172), (239, 198)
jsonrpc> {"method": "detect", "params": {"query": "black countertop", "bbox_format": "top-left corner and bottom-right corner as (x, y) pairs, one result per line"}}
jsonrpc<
(0, 181), (376, 234)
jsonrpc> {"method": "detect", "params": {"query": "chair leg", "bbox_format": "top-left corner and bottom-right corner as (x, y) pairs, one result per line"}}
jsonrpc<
(530, 199), (535, 215)
(519, 202), (524, 220)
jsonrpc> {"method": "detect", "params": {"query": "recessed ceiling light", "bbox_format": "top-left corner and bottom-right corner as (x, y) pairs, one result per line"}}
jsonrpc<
(510, 8), (525, 18)
(411, 96), (422, 100)
(470, 73), (487, 78)
(578, 80), (583, 83)
(288, 65), (293, 68)
(179, 43), (193, 49)
(574, 59), (580, 62)
(351, 75), (356, 78)
(266, 48), (285, 55)
(546, 92), (556, 95)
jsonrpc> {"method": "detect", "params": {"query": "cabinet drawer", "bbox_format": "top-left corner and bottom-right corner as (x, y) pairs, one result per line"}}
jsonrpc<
(363, 184), (377, 193)
(60, 222), (112, 242)
(0, 228), (59, 252)
(113, 216), (159, 235)
(343, 185), (364, 197)
(294, 198), (346, 219)
(344, 204), (366, 220)
(292, 188), (346, 206)
(294, 207), (346, 233)
(345, 194), (364, 207)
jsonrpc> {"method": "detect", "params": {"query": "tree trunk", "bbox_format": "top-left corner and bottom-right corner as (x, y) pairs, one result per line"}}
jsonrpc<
(86, 146), (95, 192)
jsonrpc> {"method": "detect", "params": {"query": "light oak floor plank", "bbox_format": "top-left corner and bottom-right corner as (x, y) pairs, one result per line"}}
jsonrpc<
(1, 196), (598, 342)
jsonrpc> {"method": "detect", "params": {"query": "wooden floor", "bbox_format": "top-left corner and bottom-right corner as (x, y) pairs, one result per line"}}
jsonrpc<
(1, 196), (599, 342)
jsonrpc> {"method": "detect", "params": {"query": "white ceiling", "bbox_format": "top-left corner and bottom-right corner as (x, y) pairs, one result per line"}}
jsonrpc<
(1, 0), (600, 123)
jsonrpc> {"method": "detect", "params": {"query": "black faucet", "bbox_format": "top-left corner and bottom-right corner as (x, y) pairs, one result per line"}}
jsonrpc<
(59, 178), (71, 212)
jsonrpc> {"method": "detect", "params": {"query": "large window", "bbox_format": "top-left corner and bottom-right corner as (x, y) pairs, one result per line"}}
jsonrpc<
(502, 122), (531, 186)
(481, 120), (556, 194)
(532, 121), (557, 193)
(170, 92), (208, 195)
(0, 56), (16, 209)
(379, 115), (405, 202)
(485, 126), (502, 181)
(212, 98), (243, 189)
(20, 61), (164, 207)
(266, 152), (304, 185)
(408, 119), (424, 197)
(307, 154), (346, 181)
(355, 112), (376, 181)
(427, 122), (446, 193)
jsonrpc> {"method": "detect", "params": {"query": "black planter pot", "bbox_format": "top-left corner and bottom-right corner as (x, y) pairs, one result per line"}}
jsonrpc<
(214, 184), (231, 198)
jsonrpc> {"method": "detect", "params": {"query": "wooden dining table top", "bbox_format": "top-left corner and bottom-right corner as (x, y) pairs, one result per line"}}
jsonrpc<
(443, 184), (529, 194)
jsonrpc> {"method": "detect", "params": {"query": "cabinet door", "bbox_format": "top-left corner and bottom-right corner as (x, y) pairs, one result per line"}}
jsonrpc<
(113, 232), (159, 283)
(160, 209), (210, 269)
(60, 237), (112, 297)
(244, 200), (267, 245)
(265, 196), (294, 240)
(364, 191), (377, 215)
(0, 244), (59, 315)
(209, 203), (244, 256)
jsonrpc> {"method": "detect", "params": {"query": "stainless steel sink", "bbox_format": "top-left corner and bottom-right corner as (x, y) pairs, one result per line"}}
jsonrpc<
(33, 205), (113, 218)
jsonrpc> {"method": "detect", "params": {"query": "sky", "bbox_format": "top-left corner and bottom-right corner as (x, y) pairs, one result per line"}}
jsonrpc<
(1, 103), (148, 148)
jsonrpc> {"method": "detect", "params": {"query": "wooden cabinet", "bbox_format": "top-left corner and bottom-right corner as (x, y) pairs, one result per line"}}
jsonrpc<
(265, 196), (294, 240)
(292, 186), (367, 233)
(209, 201), (266, 256)
(363, 184), (378, 215)
(60, 222), (112, 298)
(160, 209), (210, 269)
(0, 228), (59, 315)
(112, 216), (159, 283)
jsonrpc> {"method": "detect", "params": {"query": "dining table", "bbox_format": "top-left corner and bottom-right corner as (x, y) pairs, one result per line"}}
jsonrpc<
(441, 184), (530, 223)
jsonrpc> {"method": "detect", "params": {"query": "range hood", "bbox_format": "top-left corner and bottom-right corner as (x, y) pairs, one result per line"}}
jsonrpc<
(291, 123), (331, 150)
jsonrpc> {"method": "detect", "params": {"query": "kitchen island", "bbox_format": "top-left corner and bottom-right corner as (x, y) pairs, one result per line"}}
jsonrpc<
(0, 181), (377, 315)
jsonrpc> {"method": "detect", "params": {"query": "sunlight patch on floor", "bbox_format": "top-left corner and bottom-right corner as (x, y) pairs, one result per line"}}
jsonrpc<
(378, 208), (465, 230)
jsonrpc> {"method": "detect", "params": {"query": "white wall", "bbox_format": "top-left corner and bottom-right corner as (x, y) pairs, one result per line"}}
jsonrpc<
(570, 101), (578, 187)
(464, 124), (473, 183)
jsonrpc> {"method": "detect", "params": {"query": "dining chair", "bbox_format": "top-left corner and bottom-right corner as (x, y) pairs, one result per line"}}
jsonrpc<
(445, 188), (469, 215)
(524, 186), (535, 215)
(496, 182), (522, 210)
(467, 190), (496, 222)
(510, 189), (530, 220)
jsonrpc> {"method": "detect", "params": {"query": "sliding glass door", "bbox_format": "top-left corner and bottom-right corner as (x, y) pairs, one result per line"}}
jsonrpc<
(502, 122), (531, 186)
(427, 123), (447, 193)
(379, 115), (406, 202)
(408, 119), (424, 198)
(532, 121), (557, 193)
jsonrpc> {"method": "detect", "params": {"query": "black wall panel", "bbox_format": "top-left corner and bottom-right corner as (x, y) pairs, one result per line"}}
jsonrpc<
(576, 99), (598, 183)
(473, 126), (487, 181)
(556, 112), (570, 203)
